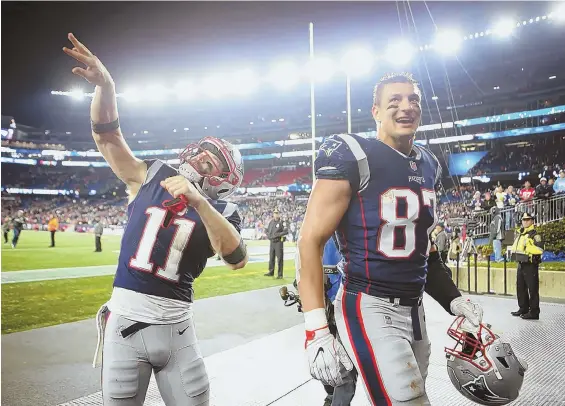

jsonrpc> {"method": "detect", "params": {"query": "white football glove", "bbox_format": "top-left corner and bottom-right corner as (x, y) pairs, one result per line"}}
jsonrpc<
(304, 309), (354, 387)
(450, 296), (484, 333)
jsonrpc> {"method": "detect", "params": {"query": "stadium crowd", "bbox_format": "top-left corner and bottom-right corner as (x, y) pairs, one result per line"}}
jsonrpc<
(3, 168), (564, 240)
(2, 130), (565, 238)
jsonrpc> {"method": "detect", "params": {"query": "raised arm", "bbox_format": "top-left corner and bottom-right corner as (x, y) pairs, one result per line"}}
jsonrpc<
(63, 33), (146, 195)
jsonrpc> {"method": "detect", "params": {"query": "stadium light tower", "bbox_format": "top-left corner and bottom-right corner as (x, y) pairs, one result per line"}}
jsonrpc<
(309, 22), (317, 182)
(340, 47), (374, 133)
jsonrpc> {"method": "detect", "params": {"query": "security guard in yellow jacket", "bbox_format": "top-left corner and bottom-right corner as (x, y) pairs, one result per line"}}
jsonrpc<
(509, 212), (544, 320)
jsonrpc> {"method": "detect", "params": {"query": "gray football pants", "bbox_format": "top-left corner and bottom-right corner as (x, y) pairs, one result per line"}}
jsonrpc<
(334, 286), (431, 406)
(102, 312), (209, 406)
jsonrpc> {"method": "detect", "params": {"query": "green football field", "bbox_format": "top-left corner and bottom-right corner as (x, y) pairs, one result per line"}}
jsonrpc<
(1, 231), (294, 334)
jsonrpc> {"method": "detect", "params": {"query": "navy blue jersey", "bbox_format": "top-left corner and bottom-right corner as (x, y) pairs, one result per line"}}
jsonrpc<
(113, 160), (241, 303)
(315, 134), (440, 298)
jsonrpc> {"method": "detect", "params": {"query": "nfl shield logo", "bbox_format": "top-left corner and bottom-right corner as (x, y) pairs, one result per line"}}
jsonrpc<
(410, 161), (417, 171)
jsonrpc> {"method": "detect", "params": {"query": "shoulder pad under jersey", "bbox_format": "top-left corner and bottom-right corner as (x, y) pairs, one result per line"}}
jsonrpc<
(315, 133), (370, 192)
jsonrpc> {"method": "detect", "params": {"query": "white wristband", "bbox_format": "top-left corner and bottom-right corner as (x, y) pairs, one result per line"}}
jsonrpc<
(304, 308), (328, 331)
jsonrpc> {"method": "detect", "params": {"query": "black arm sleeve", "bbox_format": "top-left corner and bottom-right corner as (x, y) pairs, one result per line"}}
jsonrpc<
(425, 250), (462, 315)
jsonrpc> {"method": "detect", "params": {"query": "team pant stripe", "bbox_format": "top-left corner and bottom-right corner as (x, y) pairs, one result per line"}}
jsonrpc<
(343, 291), (391, 406)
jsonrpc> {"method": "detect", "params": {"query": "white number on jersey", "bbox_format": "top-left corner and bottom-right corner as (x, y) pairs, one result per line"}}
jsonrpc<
(376, 188), (437, 258)
(129, 207), (196, 282)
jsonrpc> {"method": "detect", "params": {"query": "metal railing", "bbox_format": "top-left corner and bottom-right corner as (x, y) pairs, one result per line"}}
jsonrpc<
(449, 194), (565, 238)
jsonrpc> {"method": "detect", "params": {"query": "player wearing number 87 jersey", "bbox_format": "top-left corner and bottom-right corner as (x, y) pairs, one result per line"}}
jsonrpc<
(297, 73), (484, 405)
(62, 34), (247, 406)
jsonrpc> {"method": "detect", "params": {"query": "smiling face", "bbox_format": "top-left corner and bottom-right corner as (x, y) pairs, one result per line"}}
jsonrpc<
(372, 75), (422, 150)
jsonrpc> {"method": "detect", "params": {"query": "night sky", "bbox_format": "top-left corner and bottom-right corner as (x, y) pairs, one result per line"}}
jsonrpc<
(1, 1), (553, 127)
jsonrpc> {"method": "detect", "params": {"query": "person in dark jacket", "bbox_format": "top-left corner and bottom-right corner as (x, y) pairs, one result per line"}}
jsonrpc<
(264, 209), (287, 279)
(94, 218), (103, 252)
(433, 223), (449, 264)
(535, 177), (554, 223)
(2, 217), (11, 244)
(11, 210), (25, 248)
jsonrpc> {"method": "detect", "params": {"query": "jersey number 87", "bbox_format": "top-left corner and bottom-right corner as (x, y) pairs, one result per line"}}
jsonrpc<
(376, 187), (437, 259)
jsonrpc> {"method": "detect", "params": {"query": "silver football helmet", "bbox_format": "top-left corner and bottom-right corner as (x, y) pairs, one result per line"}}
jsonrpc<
(178, 136), (243, 200)
(445, 316), (528, 406)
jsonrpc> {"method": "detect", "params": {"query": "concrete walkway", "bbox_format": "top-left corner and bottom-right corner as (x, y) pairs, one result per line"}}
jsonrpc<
(2, 286), (565, 406)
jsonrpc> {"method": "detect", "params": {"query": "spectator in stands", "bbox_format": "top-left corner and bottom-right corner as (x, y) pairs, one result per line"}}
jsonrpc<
(518, 180), (536, 218)
(448, 229), (462, 267)
(481, 191), (496, 211)
(433, 223), (449, 264)
(470, 191), (482, 211)
(489, 207), (504, 262)
(505, 186), (519, 229)
(94, 218), (103, 252)
(494, 185), (506, 209)
(48, 214), (59, 248)
(519, 181), (535, 202)
(540, 165), (552, 180)
(554, 170), (565, 195)
(535, 178), (554, 223)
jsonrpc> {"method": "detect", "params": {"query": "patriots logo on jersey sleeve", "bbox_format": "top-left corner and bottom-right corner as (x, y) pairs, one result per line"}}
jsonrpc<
(461, 375), (510, 404)
(319, 138), (343, 157)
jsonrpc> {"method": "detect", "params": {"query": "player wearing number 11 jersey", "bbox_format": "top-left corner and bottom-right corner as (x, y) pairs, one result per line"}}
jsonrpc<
(297, 73), (484, 405)
(62, 34), (247, 406)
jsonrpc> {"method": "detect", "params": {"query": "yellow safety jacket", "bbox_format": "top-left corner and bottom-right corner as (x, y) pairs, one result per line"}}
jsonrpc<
(510, 225), (543, 264)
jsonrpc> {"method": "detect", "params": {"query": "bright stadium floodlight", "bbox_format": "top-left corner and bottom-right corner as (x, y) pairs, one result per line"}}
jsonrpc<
(123, 87), (141, 102)
(433, 30), (462, 55)
(70, 89), (85, 101)
(230, 69), (258, 96)
(201, 75), (228, 98)
(174, 81), (196, 100)
(340, 48), (374, 77)
(306, 56), (335, 82)
(268, 61), (300, 90)
(493, 18), (516, 37)
(552, 3), (565, 21)
(385, 41), (415, 66)
(145, 84), (168, 103)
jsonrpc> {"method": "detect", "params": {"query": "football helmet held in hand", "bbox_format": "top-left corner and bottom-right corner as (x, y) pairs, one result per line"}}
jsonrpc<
(445, 316), (527, 405)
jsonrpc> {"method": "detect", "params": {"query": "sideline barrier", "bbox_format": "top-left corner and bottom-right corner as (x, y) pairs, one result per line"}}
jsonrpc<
(450, 255), (565, 299)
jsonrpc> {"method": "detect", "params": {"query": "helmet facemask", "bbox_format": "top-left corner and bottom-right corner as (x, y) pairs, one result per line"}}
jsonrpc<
(446, 316), (498, 372)
(445, 316), (528, 406)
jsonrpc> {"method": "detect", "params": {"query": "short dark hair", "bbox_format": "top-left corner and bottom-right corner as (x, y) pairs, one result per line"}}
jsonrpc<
(372, 72), (419, 106)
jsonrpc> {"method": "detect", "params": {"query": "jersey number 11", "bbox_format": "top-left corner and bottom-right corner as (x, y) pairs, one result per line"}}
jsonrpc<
(130, 207), (196, 282)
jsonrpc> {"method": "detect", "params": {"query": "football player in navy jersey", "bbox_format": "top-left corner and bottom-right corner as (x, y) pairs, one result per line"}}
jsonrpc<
(297, 73), (484, 405)
(64, 34), (247, 406)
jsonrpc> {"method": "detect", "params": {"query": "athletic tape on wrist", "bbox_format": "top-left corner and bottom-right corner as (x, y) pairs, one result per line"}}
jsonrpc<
(304, 308), (328, 331)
